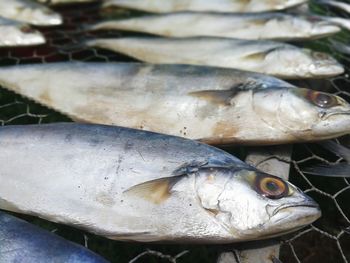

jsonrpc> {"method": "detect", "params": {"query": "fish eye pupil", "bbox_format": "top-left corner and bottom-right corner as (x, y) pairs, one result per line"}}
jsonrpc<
(266, 181), (278, 192)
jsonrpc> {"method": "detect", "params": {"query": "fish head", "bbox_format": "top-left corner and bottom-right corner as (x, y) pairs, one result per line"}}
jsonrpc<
(195, 167), (320, 240)
(251, 87), (350, 141)
(307, 16), (341, 38)
(262, 47), (344, 78)
(28, 7), (62, 26)
(14, 25), (46, 45)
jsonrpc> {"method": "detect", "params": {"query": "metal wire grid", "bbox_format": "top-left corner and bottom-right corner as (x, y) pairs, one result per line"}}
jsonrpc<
(0, 2), (349, 262)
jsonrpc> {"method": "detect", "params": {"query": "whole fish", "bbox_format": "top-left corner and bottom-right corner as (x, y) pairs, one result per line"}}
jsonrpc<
(102, 0), (307, 13)
(85, 37), (344, 79)
(0, 0), (62, 26)
(0, 62), (349, 145)
(0, 211), (109, 263)
(0, 17), (45, 47)
(88, 12), (341, 41)
(0, 123), (321, 243)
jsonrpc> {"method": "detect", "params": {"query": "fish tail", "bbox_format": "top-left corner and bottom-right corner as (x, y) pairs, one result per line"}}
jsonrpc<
(303, 163), (350, 177)
(320, 140), (350, 162)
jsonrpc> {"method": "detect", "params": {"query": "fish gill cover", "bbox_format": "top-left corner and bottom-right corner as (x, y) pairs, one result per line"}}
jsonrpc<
(0, 1), (348, 263)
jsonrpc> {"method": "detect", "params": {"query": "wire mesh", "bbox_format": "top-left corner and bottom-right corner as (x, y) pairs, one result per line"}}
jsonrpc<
(0, 1), (349, 263)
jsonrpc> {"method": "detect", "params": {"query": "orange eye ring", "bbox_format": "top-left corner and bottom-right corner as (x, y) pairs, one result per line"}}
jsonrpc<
(255, 174), (288, 199)
(306, 90), (338, 108)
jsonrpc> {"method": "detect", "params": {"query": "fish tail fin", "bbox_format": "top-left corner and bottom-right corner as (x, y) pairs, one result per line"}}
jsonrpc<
(320, 140), (350, 162)
(303, 163), (350, 177)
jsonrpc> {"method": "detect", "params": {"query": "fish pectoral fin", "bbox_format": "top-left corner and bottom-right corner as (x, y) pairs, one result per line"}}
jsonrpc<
(243, 51), (267, 61)
(243, 47), (282, 61)
(124, 176), (182, 204)
(189, 89), (238, 106)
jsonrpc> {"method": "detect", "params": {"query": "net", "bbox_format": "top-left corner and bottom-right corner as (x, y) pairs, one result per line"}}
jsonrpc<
(0, 2), (349, 263)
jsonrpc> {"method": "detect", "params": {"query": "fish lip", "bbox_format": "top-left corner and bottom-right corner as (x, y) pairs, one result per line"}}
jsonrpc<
(321, 110), (350, 120)
(270, 198), (320, 217)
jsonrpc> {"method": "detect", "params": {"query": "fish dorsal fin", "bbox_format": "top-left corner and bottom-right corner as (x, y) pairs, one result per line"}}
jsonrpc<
(188, 81), (264, 106)
(124, 176), (182, 204)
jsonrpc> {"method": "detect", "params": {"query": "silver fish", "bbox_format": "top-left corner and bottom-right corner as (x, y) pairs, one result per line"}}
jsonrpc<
(0, 62), (349, 145)
(0, 211), (109, 263)
(0, 123), (321, 243)
(0, 0), (62, 26)
(0, 17), (45, 46)
(102, 0), (307, 13)
(88, 12), (341, 41)
(85, 37), (344, 79)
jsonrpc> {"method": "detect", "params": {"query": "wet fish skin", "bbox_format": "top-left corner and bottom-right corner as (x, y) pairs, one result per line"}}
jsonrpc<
(0, 0), (62, 26)
(0, 62), (349, 145)
(0, 211), (109, 263)
(0, 17), (45, 46)
(0, 123), (321, 243)
(102, 0), (307, 13)
(88, 12), (341, 41)
(85, 36), (344, 79)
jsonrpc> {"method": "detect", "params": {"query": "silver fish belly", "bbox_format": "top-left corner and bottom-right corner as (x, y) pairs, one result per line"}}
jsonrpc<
(0, 62), (349, 145)
(0, 17), (45, 46)
(88, 12), (341, 41)
(102, 0), (307, 13)
(0, 123), (321, 243)
(0, 0), (62, 26)
(0, 211), (109, 263)
(85, 37), (344, 79)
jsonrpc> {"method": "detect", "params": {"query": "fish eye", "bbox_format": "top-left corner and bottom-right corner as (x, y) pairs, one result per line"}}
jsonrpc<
(306, 90), (339, 108)
(255, 174), (288, 199)
(312, 52), (329, 60)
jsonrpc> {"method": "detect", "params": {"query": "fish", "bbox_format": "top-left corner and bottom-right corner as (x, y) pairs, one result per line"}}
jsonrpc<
(303, 140), (350, 177)
(85, 36), (344, 79)
(0, 62), (349, 146)
(0, 123), (321, 243)
(0, 211), (109, 263)
(88, 12), (341, 41)
(0, 17), (45, 47)
(0, 0), (62, 26)
(102, 0), (307, 13)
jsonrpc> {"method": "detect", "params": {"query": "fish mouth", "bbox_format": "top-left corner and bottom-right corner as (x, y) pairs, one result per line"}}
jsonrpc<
(275, 200), (321, 214)
(321, 110), (350, 120)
